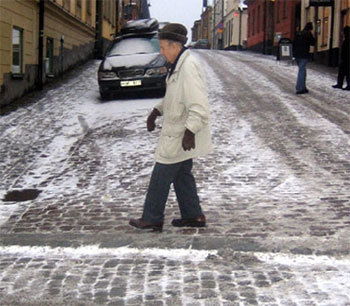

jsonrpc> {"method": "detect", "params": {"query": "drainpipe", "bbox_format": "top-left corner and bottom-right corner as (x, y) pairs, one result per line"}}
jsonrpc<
(239, 7), (242, 50)
(263, 0), (267, 54)
(38, 0), (44, 90)
(94, 0), (103, 59)
(60, 35), (64, 74)
(221, 0), (224, 50)
(314, 7), (319, 62)
(213, 1), (216, 49)
(328, 2), (335, 66)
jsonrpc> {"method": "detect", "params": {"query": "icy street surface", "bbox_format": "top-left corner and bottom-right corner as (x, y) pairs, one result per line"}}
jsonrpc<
(0, 50), (350, 305)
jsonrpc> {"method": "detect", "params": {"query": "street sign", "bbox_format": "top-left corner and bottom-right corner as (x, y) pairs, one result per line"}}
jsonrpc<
(310, 0), (334, 6)
(216, 22), (223, 33)
(216, 21), (224, 33)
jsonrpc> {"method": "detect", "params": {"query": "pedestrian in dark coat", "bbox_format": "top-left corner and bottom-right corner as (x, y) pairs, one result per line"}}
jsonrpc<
(293, 22), (315, 94)
(332, 26), (350, 90)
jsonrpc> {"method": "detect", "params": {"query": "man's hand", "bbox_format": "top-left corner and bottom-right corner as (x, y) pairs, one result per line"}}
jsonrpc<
(182, 129), (195, 151)
(147, 108), (161, 132)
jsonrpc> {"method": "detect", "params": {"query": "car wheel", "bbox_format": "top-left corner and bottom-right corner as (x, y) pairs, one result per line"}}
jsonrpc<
(100, 91), (110, 101)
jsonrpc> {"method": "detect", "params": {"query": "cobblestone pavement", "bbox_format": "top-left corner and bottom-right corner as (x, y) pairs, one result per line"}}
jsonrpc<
(0, 51), (350, 305)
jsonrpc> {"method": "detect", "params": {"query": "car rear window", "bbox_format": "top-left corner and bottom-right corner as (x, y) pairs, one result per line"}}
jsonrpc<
(108, 37), (160, 56)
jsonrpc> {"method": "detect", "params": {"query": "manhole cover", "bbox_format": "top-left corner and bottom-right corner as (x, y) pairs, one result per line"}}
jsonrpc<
(3, 189), (42, 202)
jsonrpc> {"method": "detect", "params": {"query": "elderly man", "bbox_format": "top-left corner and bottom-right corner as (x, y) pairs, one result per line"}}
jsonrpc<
(129, 23), (212, 232)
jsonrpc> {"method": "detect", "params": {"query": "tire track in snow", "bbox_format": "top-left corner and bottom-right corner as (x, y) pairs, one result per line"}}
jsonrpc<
(197, 50), (350, 183)
(223, 51), (350, 134)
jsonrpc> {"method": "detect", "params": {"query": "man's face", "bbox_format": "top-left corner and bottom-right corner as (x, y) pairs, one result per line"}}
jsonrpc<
(159, 40), (180, 64)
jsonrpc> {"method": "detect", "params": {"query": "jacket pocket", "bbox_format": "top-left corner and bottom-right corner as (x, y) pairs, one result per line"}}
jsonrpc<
(158, 134), (183, 160)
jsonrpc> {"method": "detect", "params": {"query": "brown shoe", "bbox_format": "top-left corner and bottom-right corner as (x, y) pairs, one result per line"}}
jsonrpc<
(129, 218), (163, 232)
(171, 215), (206, 227)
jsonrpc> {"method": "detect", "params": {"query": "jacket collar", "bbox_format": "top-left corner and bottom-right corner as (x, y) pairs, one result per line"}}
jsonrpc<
(168, 47), (188, 78)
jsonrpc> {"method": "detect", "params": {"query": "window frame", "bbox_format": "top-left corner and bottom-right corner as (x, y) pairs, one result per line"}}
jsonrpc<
(12, 26), (24, 75)
(46, 37), (54, 74)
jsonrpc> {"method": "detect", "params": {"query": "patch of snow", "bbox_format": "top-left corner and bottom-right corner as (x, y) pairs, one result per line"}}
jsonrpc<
(0, 245), (217, 262)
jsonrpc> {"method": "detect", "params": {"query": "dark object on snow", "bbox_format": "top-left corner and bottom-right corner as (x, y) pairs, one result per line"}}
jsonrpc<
(3, 189), (42, 202)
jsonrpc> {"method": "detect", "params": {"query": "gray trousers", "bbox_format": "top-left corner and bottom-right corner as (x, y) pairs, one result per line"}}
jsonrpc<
(142, 159), (203, 223)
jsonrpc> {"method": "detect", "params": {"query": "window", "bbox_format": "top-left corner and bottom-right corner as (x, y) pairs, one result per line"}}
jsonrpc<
(63, 0), (70, 11)
(104, 0), (112, 21)
(12, 27), (23, 74)
(111, 0), (116, 26)
(46, 37), (54, 74)
(322, 7), (330, 46)
(252, 9), (255, 36)
(76, 0), (82, 18)
(276, 0), (280, 23)
(340, 0), (350, 11)
(283, 0), (288, 19)
(86, 0), (92, 25)
(257, 6), (260, 33)
(248, 13), (250, 37)
(87, 0), (91, 14)
(124, 4), (133, 20)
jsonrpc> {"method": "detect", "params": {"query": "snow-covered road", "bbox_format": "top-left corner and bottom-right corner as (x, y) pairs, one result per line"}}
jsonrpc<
(0, 50), (350, 305)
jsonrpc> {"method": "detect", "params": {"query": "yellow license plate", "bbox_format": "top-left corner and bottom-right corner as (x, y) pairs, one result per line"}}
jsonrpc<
(120, 80), (142, 87)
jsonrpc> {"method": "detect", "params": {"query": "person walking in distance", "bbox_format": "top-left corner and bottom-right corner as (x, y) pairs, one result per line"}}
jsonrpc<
(293, 22), (315, 94)
(129, 23), (212, 232)
(332, 26), (350, 91)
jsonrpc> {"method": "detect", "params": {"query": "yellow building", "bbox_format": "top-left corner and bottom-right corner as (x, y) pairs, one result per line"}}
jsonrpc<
(0, 0), (118, 106)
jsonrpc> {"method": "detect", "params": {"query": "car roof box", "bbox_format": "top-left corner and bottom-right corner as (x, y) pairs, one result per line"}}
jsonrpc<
(121, 18), (159, 34)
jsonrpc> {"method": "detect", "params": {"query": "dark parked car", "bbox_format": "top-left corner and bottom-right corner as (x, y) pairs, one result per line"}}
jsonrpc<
(194, 39), (210, 49)
(98, 19), (167, 100)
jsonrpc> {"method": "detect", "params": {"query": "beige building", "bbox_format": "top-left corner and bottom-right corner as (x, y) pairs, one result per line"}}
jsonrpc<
(201, 5), (212, 46)
(212, 0), (224, 49)
(223, 0), (248, 50)
(211, 0), (247, 50)
(0, 0), (118, 106)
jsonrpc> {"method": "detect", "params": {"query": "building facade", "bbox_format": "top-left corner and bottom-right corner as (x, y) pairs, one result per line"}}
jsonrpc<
(0, 0), (150, 107)
(300, 0), (350, 65)
(246, 0), (350, 66)
(201, 5), (213, 45)
(224, 0), (248, 50)
(213, 0), (225, 49)
(203, 0), (247, 50)
(192, 20), (202, 42)
(0, 0), (119, 106)
(191, 5), (213, 48)
(246, 0), (301, 55)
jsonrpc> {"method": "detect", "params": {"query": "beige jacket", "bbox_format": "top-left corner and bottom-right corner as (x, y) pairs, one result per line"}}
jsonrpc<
(154, 49), (212, 164)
